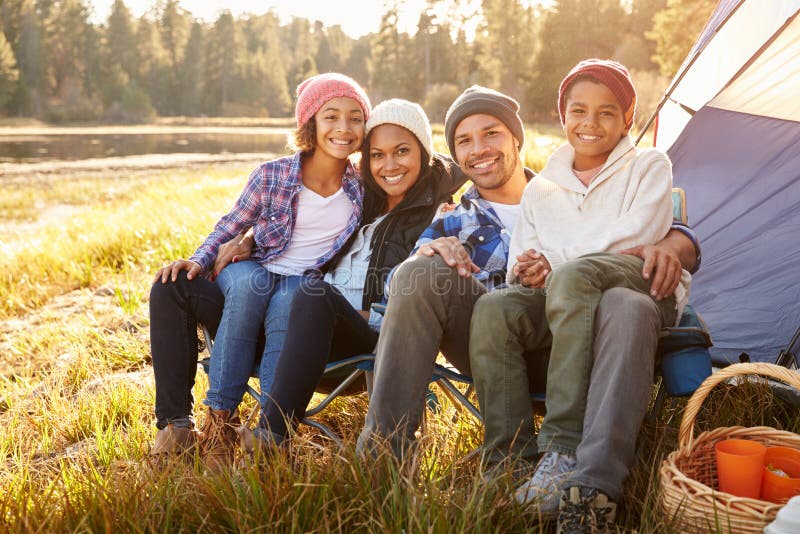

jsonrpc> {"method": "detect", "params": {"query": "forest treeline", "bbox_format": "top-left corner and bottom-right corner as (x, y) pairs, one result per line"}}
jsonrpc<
(0, 0), (715, 124)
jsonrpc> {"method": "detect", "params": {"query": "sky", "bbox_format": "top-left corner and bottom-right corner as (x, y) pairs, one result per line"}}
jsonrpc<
(88, 0), (483, 39)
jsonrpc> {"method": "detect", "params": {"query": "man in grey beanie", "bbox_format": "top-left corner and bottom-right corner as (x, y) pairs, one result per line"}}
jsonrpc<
(356, 86), (701, 494)
(357, 85), (533, 461)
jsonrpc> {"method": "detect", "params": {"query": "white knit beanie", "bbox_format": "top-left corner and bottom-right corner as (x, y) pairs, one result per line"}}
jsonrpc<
(366, 99), (433, 159)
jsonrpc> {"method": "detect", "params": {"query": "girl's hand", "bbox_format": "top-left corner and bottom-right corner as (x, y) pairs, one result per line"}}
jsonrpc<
(154, 260), (203, 284)
(213, 230), (255, 276)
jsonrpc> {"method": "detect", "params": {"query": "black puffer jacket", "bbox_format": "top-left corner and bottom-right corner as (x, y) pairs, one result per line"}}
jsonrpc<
(325, 153), (466, 310)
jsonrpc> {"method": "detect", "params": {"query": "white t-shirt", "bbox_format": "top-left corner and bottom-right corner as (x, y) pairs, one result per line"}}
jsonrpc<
(267, 187), (353, 275)
(485, 200), (521, 233)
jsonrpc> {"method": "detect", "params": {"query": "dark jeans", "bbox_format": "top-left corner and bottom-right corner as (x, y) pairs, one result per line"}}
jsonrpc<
(262, 278), (378, 437)
(150, 271), (224, 429)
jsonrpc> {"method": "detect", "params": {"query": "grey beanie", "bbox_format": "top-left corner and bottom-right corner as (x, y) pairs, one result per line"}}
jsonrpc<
(444, 85), (525, 158)
(366, 99), (433, 159)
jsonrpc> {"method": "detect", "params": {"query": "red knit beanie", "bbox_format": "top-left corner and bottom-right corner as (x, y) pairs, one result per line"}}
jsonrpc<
(558, 59), (637, 130)
(295, 73), (371, 128)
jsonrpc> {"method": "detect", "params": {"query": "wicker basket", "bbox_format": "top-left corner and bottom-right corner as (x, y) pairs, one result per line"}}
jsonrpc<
(659, 362), (800, 533)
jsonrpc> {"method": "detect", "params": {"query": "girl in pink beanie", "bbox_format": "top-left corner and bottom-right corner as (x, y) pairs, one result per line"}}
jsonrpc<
(149, 73), (371, 468)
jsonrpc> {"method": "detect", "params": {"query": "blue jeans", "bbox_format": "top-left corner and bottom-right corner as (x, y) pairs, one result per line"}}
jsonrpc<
(203, 260), (305, 412)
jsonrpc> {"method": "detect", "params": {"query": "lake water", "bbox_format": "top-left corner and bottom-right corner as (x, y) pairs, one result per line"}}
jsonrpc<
(0, 131), (291, 163)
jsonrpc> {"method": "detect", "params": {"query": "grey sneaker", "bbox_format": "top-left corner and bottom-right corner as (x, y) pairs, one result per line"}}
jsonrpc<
(150, 423), (198, 456)
(557, 486), (617, 534)
(515, 451), (577, 514)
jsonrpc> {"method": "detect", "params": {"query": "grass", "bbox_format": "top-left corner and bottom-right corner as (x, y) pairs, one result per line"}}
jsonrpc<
(0, 131), (798, 532)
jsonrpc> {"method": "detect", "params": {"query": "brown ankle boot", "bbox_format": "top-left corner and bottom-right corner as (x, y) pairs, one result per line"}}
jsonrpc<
(150, 423), (199, 456)
(198, 408), (241, 471)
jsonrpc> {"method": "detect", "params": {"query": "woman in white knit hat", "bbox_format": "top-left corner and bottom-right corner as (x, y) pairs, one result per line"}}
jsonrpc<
(252, 99), (467, 447)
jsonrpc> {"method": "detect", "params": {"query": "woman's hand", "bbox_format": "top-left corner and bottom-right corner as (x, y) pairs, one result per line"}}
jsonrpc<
(153, 260), (203, 283)
(213, 230), (255, 276)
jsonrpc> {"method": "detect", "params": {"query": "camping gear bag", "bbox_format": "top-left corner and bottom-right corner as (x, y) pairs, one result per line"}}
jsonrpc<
(658, 305), (713, 396)
(659, 363), (800, 533)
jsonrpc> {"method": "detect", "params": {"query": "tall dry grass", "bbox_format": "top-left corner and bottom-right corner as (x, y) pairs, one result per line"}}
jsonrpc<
(1, 135), (798, 532)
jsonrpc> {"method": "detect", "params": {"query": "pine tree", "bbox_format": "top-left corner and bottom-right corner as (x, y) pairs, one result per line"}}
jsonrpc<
(647, 0), (716, 76)
(0, 30), (20, 110)
(107, 0), (137, 78)
(157, 0), (190, 114)
(179, 21), (204, 115)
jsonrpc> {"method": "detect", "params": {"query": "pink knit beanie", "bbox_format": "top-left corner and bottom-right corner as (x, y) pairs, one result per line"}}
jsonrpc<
(294, 73), (371, 128)
(558, 59), (637, 130)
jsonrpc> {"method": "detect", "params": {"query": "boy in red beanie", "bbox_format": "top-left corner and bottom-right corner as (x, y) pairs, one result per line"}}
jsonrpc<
(469, 59), (691, 532)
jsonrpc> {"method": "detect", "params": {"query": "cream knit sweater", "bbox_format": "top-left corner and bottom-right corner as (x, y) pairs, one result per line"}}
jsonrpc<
(508, 135), (691, 316)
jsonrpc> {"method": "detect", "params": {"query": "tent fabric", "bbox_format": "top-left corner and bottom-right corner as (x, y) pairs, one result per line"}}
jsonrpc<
(709, 14), (800, 122)
(655, 1), (800, 364)
(655, 0), (800, 150)
(668, 107), (800, 363)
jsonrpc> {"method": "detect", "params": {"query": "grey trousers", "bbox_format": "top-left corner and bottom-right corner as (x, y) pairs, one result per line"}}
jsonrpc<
(470, 253), (673, 498)
(356, 254), (486, 457)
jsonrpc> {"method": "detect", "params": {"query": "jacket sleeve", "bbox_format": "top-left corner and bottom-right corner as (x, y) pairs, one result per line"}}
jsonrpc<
(432, 153), (469, 197)
(540, 153), (674, 270)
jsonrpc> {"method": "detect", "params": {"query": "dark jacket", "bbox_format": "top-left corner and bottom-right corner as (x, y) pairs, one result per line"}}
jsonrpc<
(324, 153), (467, 310)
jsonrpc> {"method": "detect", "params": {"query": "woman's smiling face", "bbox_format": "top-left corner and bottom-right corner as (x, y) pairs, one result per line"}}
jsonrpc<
(367, 124), (422, 207)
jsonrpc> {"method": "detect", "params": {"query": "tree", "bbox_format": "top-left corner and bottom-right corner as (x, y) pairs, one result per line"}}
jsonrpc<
(204, 10), (240, 114)
(344, 35), (372, 91)
(530, 0), (626, 115)
(0, 30), (20, 110)
(7, 0), (45, 115)
(474, 0), (537, 100)
(107, 0), (137, 77)
(179, 21), (204, 115)
(135, 15), (169, 114)
(315, 23), (351, 73)
(370, 1), (414, 100)
(647, 0), (716, 77)
(157, 0), (190, 114)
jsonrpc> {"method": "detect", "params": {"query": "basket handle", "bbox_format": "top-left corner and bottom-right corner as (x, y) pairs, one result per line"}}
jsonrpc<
(678, 362), (800, 448)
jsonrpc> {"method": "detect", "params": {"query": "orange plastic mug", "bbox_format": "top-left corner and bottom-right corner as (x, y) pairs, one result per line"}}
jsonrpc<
(762, 447), (800, 503)
(715, 438), (767, 498)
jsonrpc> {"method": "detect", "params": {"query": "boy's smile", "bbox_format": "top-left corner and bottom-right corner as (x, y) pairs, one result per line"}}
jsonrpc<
(563, 80), (629, 171)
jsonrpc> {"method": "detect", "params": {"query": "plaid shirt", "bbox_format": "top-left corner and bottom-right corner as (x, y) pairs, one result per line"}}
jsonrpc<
(410, 180), (527, 292)
(190, 152), (363, 274)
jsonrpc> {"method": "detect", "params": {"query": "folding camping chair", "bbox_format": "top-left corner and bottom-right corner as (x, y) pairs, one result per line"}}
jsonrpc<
(198, 326), (377, 445)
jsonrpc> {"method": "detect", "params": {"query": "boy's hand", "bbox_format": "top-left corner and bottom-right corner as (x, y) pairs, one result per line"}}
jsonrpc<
(513, 249), (550, 288)
(213, 230), (255, 276)
(154, 260), (203, 283)
(416, 236), (480, 277)
(619, 243), (681, 300)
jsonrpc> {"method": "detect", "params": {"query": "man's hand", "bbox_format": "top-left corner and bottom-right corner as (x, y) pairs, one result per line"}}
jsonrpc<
(512, 249), (550, 288)
(213, 231), (255, 276)
(153, 259), (203, 283)
(416, 236), (480, 277)
(620, 243), (681, 301)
